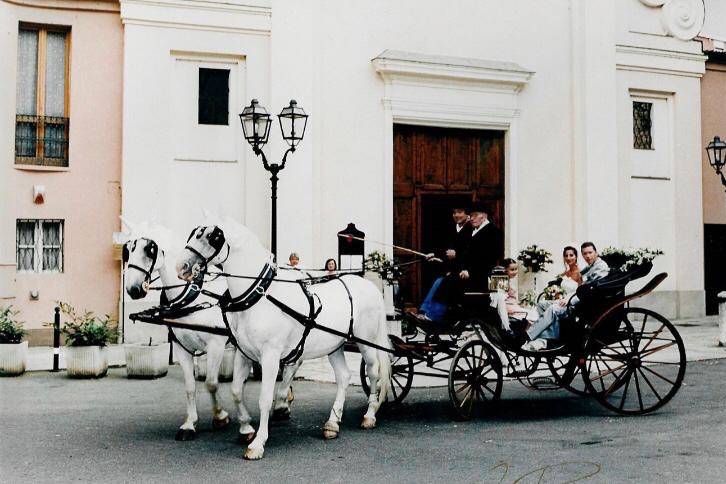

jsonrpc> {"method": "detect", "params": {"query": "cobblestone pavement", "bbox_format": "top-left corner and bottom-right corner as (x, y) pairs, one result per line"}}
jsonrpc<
(1, 359), (724, 483)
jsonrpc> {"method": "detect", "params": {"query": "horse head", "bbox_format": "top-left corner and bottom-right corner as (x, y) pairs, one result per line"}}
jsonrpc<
(176, 216), (268, 282)
(123, 222), (175, 299)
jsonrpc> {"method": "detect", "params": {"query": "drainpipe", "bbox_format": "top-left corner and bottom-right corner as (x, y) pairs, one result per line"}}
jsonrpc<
(718, 291), (726, 346)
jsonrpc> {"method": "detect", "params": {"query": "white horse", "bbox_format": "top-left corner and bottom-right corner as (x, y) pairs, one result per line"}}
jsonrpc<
(176, 217), (392, 460)
(123, 221), (235, 441)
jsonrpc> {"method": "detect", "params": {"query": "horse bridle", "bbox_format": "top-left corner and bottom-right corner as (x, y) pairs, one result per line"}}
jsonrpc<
(184, 226), (229, 274)
(123, 238), (161, 284)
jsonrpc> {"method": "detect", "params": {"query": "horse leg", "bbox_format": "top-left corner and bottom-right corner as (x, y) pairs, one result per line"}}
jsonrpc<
(205, 341), (230, 430)
(230, 351), (255, 444)
(359, 345), (381, 430)
(175, 344), (198, 441)
(244, 351), (280, 460)
(322, 347), (351, 439)
(271, 360), (301, 422)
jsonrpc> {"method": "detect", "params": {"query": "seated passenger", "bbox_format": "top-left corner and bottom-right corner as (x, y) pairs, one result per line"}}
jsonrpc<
(512, 242), (609, 351)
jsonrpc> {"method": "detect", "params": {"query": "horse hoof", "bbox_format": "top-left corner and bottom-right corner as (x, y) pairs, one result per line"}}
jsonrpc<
(323, 420), (339, 440)
(287, 387), (295, 404)
(360, 417), (376, 430)
(175, 428), (196, 441)
(271, 407), (291, 422)
(212, 415), (230, 430)
(244, 447), (264, 460)
(238, 432), (256, 445)
(323, 429), (339, 440)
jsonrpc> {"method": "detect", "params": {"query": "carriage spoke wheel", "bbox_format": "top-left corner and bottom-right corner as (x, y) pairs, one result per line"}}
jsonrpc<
(360, 335), (414, 408)
(581, 308), (686, 415)
(547, 354), (588, 396)
(448, 340), (502, 420)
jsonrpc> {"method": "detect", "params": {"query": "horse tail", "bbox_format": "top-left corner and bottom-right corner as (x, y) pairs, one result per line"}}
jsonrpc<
(375, 304), (392, 407)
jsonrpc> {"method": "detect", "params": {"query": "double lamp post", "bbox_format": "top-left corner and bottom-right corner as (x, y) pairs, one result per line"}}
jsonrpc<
(239, 99), (308, 262)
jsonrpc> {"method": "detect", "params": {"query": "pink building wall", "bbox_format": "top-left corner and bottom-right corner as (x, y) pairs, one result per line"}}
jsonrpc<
(701, 61), (726, 224)
(0, 0), (122, 344)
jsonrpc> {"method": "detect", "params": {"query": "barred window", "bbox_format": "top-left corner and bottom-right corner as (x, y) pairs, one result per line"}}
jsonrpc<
(15, 25), (70, 166)
(16, 219), (64, 273)
(633, 101), (653, 150)
(198, 68), (229, 125)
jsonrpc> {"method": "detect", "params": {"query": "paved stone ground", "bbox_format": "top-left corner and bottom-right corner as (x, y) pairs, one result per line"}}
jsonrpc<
(1, 359), (724, 483)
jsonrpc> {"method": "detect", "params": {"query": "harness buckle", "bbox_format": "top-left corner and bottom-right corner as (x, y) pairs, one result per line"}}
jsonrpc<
(254, 285), (266, 296)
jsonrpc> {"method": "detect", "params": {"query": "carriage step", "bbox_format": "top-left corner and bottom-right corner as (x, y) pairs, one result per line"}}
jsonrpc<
(528, 376), (559, 390)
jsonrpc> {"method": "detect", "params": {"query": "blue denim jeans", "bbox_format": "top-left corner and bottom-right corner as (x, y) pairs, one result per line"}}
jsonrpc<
(527, 303), (569, 340)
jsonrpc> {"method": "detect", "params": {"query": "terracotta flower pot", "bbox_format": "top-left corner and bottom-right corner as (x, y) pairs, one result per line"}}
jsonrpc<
(194, 346), (235, 382)
(65, 346), (108, 378)
(124, 343), (169, 379)
(0, 341), (28, 376)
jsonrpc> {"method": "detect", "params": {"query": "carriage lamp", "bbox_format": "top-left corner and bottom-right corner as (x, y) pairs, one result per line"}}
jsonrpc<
(488, 266), (510, 292)
(239, 99), (308, 261)
(706, 136), (726, 192)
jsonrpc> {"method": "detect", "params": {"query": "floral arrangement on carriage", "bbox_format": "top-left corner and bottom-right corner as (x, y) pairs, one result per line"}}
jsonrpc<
(600, 247), (663, 274)
(364, 250), (404, 287)
(57, 301), (115, 378)
(541, 283), (567, 301)
(0, 306), (28, 376)
(517, 245), (553, 292)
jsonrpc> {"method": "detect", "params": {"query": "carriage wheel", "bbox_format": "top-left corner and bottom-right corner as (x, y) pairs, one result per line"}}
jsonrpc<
(581, 308), (686, 415)
(359, 335), (414, 407)
(448, 340), (502, 420)
(546, 355), (588, 396)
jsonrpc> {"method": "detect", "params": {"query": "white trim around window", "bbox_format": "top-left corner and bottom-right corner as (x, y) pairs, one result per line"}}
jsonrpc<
(16, 219), (64, 273)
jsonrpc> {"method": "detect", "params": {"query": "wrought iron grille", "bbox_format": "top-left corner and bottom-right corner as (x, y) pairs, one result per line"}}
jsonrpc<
(15, 115), (70, 166)
(633, 101), (653, 150)
(16, 219), (64, 272)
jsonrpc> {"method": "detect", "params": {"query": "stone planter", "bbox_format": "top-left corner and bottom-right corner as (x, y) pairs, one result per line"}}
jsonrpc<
(65, 346), (108, 378)
(124, 342), (169, 379)
(194, 346), (235, 381)
(0, 341), (28, 376)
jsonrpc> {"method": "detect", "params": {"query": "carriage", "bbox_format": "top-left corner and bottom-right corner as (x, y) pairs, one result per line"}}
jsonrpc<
(357, 262), (687, 419)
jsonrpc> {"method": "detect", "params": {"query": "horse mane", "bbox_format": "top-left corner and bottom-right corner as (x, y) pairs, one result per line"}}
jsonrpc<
(212, 215), (265, 252)
(131, 222), (179, 254)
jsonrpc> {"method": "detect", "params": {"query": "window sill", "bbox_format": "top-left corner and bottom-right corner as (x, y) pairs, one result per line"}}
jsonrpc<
(14, 164), (70, 173)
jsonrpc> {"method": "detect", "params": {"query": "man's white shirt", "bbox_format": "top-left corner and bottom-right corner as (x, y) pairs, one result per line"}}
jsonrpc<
(470, 220), (490, 238)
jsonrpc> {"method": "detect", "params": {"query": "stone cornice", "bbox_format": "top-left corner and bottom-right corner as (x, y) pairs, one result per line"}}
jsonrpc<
(120, 0), (270, 34)
(372, 50), (533, 92)
(616, 43), (707, 77)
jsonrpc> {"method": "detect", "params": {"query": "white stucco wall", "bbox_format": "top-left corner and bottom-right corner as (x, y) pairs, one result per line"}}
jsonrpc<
(119, 0), (707, 320)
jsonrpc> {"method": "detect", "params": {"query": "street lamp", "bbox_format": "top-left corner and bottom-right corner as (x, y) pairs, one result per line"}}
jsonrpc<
(240, 99), (308, 261)
(706, 135), (726, 193)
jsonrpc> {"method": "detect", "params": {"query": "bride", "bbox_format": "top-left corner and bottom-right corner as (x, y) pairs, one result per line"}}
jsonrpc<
(559, 245), (582, 299)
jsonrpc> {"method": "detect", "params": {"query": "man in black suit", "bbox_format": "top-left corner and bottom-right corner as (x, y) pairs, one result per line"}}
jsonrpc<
(440, 205), (472, 275)
(457, 202), (504, 291)
(417, 202), (502, 322)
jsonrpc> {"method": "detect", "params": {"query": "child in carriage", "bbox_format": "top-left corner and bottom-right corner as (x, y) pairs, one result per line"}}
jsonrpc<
(491, 258), (538, 331)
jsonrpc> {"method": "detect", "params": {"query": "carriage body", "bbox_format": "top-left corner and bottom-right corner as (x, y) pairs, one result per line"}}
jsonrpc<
(359, 262), (687, 419)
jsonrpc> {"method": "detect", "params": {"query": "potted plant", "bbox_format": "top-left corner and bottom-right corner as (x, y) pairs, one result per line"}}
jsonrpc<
(124, 337), (170, 379)
(194, 345), (235, 382)
(517, 245), (553, 292)
(0, 306), (28, 376)
(58, 302), (114, 378)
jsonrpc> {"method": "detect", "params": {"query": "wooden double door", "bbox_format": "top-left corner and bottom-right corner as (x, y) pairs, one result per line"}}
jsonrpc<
(393, 124), (505, 306)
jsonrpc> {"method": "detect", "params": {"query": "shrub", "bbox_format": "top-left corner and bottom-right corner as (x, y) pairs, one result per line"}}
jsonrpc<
(0, 306), (26, 344)
(57, 301), (114, 347)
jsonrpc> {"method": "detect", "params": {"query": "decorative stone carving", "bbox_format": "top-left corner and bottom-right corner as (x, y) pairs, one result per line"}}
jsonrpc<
(660, 0), (705, 41)
(638, 0), (705, 41)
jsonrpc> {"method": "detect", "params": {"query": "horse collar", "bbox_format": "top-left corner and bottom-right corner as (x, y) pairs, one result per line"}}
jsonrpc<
(222, 261), (277, 312)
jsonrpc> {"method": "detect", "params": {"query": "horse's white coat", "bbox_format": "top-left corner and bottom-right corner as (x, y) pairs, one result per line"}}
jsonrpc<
(176, 217), (392, 459)
(124, 222), (239, 439)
